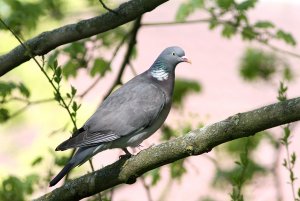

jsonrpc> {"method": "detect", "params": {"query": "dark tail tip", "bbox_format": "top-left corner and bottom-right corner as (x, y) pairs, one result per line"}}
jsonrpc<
(49, 163), (74, 187)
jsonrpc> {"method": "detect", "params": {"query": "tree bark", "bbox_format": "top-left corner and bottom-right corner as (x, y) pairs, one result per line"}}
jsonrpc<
(34, 97), (300, 201)
(0, 0), (168, 77)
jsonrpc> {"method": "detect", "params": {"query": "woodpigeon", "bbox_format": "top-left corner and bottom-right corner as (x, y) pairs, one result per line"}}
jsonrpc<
(49, 46), (191, 187)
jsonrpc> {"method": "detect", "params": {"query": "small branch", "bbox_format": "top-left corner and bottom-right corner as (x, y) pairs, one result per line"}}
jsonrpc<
(271, 145), (283, 201)
(143, 18), (300, 59)
(128, 62), (138, 76)
(140, 176), (153, 201)
(142, 18), (211, 26)
(98, 0), (118, 15)
(79, 34), (128, 98)
(103, 16), (142, 99)
(79, 76), (102, 98)
(0, 18), (77, 129)
(34, 97), (300, 201)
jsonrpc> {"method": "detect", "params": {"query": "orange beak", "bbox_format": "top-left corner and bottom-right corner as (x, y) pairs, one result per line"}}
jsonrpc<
(181, 56), (192, 64)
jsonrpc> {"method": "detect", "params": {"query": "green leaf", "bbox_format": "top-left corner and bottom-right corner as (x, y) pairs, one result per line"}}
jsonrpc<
(71, 85), (77, 97)
(209, 18), (219, 30)
(18, 83), (30, 98)
(0, 108), (9, 123)
(72, 101), (78, 111)
(222, 24), (237, 38)
(236, 0), (257, 10)
(276, 29), (297, 46)
(254, 21), (275, 29)
(31, 156), (43, 166)
(240, 152), (248, 167)
(62, 60), (78, 78)
(239, 48), (277, 81)
(241, 26), (257, 40)
(55, 67), (62, 77)
(55, 155), (69, 167)
(291, 152), (296, 165)
(170, 159), (186, 180)
(277, 82), (288, 102)
(176, 0), (204, 21)
(24, 174), (39, 194)
(53, 76), (61, 84)
(0, 176), (25, 201)
(53, 60), (58, 69)
(64, 42), (86, 57)
(150, 169), (161, 186)
(216, 0), (234, 9)
(0, 81), (17, 98)
(53, 91), (61, 102)
(90, 58), (110, 77)
(283, 67), (293, 81)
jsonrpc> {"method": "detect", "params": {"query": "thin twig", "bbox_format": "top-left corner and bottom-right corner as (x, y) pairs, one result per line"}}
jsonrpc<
(143, 18), (300, 59)
(98, 0), (118, 15)
(140, 176), (153, 201)
(142, 18), (211, 26)
(79, 76), (102, 98)
(282, 125), (297, 201)
(0, 18), (103, 189)
(103, 16), (142, 99)
(271, 145), (283, 201)
(128, 62), (137, 76)
(79, 34), (129, 98)
(0, 17), (78, 130)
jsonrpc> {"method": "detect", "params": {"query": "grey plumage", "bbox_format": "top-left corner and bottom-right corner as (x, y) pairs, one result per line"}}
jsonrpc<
(49, 46), (190, 187)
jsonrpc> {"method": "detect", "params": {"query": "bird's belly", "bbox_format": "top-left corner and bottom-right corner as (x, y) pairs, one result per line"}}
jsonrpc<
(111, 102), (171, 148)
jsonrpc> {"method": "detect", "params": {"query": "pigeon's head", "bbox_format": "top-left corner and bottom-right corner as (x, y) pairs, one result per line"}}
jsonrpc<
(150, 46), (191, 81)
(158, 46), (191, 67)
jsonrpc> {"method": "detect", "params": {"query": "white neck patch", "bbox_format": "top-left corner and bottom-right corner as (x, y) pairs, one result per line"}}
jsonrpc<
(151, 68), (169, 81)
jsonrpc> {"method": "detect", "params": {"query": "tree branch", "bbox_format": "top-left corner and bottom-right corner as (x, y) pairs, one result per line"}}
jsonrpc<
(34, 97), (300, 201)
(0, 0), (168, 77)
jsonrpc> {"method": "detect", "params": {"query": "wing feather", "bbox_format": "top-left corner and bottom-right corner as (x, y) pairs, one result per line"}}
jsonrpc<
(56, 75), (166, 150)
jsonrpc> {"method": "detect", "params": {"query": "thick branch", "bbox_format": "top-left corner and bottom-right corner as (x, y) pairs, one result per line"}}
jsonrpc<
(34, 97), (300, 201)
(0, 0), (168, 76)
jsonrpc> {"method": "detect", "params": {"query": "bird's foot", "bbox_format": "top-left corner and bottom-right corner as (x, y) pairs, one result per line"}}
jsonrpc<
(119, 148), (132, 159)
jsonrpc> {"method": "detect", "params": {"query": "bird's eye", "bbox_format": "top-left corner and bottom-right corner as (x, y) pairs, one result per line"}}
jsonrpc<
(172, 52), (176, 56)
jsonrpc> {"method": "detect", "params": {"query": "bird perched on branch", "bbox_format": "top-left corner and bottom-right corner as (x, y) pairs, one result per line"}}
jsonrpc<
(49, 46), (191, 187)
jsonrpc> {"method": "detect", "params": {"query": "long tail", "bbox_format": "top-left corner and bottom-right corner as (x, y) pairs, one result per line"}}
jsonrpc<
(49, 144), (108, 187)
(49, 162), (74, 187)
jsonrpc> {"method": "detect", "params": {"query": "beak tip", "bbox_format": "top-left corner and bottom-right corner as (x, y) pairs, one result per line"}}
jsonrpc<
(182, 57), (192, 64)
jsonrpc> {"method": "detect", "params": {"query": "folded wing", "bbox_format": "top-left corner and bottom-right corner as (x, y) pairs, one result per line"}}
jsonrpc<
(56, 77), (166, 151)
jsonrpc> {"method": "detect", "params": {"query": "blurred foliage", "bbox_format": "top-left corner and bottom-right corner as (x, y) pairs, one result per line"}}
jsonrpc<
(0, 0), (65, 35)
(239, 48), (293, 81)
(47, 27), (127, 80)
(176, 0), (296, 46)
(173, 78), (202, 108)
(213, 136), (268, 188)
(0, 81), (31, 123)
(0, 174), (39, 201)
(223, 131), (266, 154)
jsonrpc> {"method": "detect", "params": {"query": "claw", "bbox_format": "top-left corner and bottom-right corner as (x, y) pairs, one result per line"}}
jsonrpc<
(119, 148), (132, 159)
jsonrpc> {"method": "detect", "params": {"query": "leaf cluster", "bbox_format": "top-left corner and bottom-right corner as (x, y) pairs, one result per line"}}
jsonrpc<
(176, 0), (296, 46)
(0, 81), (31, 123)
(0, 0), (65, 35)
(239, 48), (292, 82)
